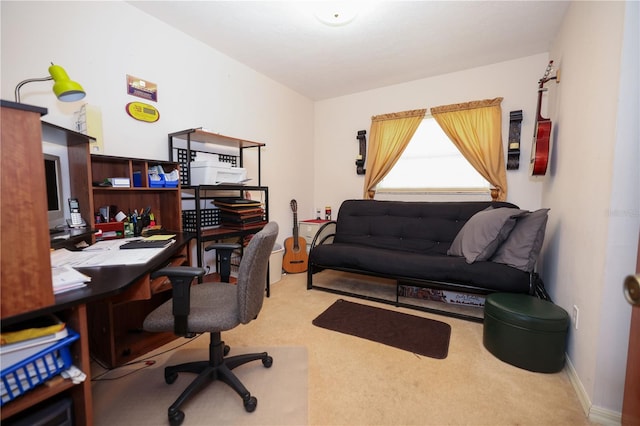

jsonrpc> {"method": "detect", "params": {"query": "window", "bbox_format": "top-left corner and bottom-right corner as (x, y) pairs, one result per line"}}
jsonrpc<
(376, 116), (490, 192)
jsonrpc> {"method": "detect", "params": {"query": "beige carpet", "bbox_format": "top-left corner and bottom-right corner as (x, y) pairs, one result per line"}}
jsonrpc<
(92, 343), (308, 426)
(92, 270), (594, 426)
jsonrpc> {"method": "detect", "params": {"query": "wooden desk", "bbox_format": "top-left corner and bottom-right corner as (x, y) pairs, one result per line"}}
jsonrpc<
(1, 233), (194, 425)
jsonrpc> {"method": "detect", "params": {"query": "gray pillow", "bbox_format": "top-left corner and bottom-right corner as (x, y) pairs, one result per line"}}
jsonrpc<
(447, 207), (525, 263)
(491, 208), (550, 272)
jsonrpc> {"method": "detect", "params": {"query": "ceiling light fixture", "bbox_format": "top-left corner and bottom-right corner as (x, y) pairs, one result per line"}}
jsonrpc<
(313, 2), (359, 26)
(14, 63), (86, 103)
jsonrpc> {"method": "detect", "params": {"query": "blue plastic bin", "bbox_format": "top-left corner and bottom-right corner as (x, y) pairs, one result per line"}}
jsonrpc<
(1, 329), (80, 405)
(148, 174), (165, 188)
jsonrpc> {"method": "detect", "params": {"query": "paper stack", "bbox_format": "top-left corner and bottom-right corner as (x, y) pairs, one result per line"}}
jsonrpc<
(107, 177), (130, 187)
(1, 315), (68, 378)
(52, 264), (91, 294)
(212, 198), (266, 230)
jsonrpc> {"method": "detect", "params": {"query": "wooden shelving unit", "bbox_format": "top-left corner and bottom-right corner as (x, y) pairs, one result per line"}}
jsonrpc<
(89, 154), (182, 233)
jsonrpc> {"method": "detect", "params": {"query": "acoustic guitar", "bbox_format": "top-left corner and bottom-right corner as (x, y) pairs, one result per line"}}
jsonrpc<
(530, 60), (557, 176)
(283, 199), (308, 273)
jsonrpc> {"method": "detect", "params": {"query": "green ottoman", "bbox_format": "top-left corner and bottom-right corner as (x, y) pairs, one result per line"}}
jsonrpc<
(483, 293), (569, 373)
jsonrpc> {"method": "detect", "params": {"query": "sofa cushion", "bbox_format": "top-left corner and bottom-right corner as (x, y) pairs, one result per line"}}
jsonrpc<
(447, 207), (526, 263)
(491, 208), (550, 272)
(310, 243), (532, 293)
(334, 200), (518, 256)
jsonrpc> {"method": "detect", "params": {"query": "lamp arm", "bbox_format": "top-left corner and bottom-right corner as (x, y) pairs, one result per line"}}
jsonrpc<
(14, 76), (53, 103)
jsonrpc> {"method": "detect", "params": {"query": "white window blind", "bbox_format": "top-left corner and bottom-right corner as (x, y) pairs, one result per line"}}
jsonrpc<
(376, 116), (490, 192)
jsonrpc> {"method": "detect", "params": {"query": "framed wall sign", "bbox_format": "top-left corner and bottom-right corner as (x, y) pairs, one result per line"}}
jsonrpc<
(126, 75), (157, 102)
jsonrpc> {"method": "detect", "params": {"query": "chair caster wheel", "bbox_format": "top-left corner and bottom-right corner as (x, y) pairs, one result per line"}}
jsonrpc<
(262, 355), (273, 368)
(244, 396), (257, 412)
(165, 371), (178, 384)
(168, 409), (185, 426)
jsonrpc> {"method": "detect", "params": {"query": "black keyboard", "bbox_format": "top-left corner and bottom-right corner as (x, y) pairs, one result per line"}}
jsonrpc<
(49, 228), (65, 235)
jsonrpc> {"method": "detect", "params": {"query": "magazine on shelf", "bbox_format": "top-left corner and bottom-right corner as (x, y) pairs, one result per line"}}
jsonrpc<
(0, 315), (66, 346)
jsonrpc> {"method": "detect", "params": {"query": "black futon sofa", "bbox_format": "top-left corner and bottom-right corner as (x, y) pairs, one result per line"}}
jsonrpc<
(307, 199), (549, 321)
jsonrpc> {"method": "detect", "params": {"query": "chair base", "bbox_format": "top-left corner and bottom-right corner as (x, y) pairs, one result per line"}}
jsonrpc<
(164, 332), (273, 426)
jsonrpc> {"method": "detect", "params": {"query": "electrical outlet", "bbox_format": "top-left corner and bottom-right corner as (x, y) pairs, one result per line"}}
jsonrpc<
(572, 305), (579, 330)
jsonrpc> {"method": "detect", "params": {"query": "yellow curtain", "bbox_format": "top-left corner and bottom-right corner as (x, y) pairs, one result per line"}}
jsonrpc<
(363, 109), (426, 199)
(431, 98), (507, 201)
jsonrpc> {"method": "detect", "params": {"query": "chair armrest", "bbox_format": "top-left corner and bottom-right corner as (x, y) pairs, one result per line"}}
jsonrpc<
(151, 266), (205, 336)
(150, 266), (206, 280)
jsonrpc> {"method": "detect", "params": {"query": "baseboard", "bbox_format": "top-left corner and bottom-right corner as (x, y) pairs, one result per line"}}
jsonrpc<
(565, 356), (622, 425)
(589, 406), (622, 426)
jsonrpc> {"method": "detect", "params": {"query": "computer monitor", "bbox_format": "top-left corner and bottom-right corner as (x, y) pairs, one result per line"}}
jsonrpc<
(44, 153), (65, 229)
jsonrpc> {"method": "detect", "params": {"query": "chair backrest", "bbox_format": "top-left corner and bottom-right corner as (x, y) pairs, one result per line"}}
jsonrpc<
(236, 222), (279, 324)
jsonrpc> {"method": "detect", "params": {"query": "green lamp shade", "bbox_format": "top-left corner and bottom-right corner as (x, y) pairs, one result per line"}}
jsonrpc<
(48, 64), (86, 102)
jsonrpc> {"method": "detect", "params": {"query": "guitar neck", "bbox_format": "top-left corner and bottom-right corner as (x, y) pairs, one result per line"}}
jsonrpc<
(535, 84), (546, 122)
(292, 210), (301, 251)
(292, 211), (299, 240)
(536, 61), (555, 122)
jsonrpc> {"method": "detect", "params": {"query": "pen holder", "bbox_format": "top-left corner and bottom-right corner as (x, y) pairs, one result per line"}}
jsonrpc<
(134, 215), (151, 237)
(134, 220), (144, 237)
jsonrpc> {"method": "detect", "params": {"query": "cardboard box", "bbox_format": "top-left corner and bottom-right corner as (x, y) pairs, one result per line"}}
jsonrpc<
(398, 284), (486, 307)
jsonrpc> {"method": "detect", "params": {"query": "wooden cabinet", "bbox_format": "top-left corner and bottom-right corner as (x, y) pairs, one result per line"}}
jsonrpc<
(0, 101), (93, 425)
(1, 102), (54, 317)
(0, 102), (94, 316)
(168, 128), (268, 268)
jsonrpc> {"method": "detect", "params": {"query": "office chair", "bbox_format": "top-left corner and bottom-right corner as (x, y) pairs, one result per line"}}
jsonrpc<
(143, 222), (279, 426)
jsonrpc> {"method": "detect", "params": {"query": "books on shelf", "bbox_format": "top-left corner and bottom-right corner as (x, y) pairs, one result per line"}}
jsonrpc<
(211, 198), (266, 230)
(215, 205), (264, 215)
(220, 212), (265, 223)
(213, 198), (263, 208)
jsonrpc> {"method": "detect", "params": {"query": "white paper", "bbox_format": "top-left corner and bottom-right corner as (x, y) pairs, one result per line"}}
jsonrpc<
(51, 265), (91, 294)
(50, 240), (166, 268)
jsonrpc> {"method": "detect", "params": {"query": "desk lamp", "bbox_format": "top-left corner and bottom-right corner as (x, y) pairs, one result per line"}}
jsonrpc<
(14, 63), (86, 103)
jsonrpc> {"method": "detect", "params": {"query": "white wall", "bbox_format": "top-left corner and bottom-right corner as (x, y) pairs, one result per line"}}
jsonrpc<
(0, 1), (315, 245)
(313, 54), (551, 217)
(544, 0), (639, 420)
